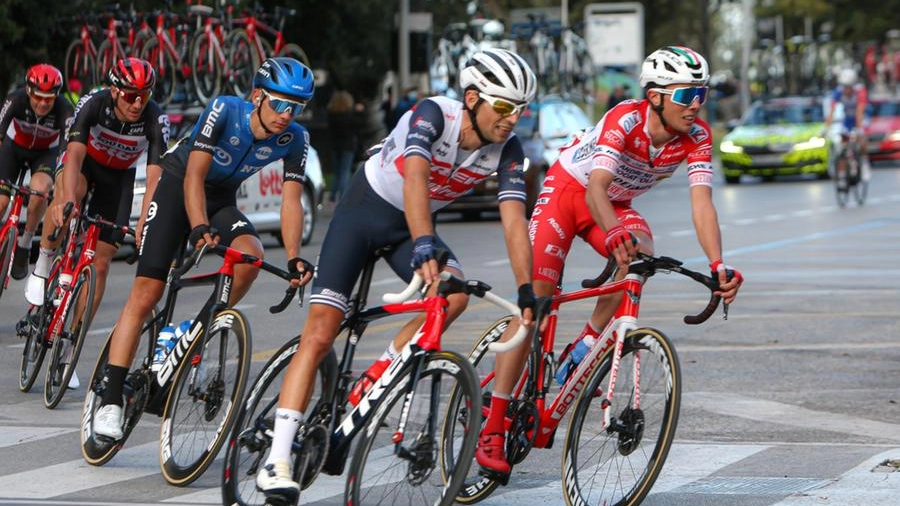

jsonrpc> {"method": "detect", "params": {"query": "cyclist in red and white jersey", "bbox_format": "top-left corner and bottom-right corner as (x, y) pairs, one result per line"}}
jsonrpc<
(254, 48), (540, 502)
(0, 64), (74, 280)
(824, 68), (870, 189)
(22, 58), (168, 387)
(475, 45), (744, 478)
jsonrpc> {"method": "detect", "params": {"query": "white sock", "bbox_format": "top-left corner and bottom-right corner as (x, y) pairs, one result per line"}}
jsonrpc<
(17, 232), (33, 249)
(266, 408), (303, 464)
(33, 247), (54, 278)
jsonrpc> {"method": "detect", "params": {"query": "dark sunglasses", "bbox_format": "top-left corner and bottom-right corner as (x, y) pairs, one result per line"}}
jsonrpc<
(261, 89), (307, 117)
(652, 86), (709, 106)
(479, 92), (528, 117)
(118, 89), (152, 104)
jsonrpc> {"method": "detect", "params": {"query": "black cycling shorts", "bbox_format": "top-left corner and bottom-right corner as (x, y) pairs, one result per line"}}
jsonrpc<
(78, 157), (135, 246)
(136, 169), (257, 281)
(309, 169), (461, 314)
(0, 138), (57, 193)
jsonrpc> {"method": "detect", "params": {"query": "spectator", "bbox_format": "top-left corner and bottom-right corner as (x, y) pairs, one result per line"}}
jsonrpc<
(606, 84), (628, 111)
(388, 86), (420, 130)
(326, 90), (365, 204)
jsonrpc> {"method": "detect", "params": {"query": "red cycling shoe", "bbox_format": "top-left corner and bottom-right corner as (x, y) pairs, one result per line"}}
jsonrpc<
(475, 432), (511, 477)
(348, 358), (391, 406)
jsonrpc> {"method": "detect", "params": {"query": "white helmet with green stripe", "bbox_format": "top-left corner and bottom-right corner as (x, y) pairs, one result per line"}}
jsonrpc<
(639, 46), (709, 88)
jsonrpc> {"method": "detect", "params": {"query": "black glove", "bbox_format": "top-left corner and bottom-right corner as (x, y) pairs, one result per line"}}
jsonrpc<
(517, 283), (537, 313)
(288, 257), (314, 278)
(410, 235), (436, 270)
(189, 224), (212, 246)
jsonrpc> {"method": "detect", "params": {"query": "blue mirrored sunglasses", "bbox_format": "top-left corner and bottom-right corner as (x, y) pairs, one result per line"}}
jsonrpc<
(653, 86), (709, 106)
(261, 89), (307, 117)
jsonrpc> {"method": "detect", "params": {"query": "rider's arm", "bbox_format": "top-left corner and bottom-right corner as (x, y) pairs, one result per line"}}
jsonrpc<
(585, 169), (620, 232)
(0, 93), (19, 142)
(402, 155), (434, 238)
(689, 184), (723, 264)
(184, 151), (213, 232)
(279, 179), (303, 260)
(496, 141), (532, 289)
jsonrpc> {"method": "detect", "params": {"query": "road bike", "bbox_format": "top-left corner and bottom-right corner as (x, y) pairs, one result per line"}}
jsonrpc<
(0, 175), (48, 301)
(443, 252), (728, 506)
(16, 199), (134, 409)
(80, 242), (307, 486)
(834, 130), (868, 207)
(221, 248), (525, 506)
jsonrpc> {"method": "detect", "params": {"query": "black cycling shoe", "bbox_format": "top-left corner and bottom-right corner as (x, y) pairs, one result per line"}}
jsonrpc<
(11, 246), (30, 280)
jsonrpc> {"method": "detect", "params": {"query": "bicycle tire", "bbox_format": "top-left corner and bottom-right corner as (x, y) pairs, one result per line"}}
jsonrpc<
(227, 30), (259, 99)
(346, 350), (481, 506)
(854, 178), (868, 205)
(221, 334), (337, 506)
(44, 264), (96, 409)
(140, 38), (177, 107)
(64, 39), (97, 94)
(18, 257), (60, 393)
(190, 31), (221, 107)
(835, 153), (851, 208)
(444, 315), (515, 504)
(561, 327), (681, 506)
(159, 308), (251, 486)
(277, 43), (310, 67)
(81, 311), (160, 466)
(0, 227), (15, 299)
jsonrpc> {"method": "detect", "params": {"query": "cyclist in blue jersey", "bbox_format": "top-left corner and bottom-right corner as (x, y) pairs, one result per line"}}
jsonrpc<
(254, 48), (541, 503)
(92, 57), (316, 441)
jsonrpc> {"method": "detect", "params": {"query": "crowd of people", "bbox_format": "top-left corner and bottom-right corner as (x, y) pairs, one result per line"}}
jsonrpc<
(2, 42), (743, 504)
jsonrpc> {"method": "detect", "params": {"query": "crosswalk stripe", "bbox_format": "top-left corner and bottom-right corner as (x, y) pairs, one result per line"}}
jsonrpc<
(0, 427), (77, 449)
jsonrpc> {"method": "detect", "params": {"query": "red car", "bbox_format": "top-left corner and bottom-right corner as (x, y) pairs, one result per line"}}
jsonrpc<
(866, 97), (900, 163)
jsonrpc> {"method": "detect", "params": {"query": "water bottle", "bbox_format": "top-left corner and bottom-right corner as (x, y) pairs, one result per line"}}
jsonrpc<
(555, 335), (597, 385)
(174, 319), (194, 341)
(150, 324), (177, 373)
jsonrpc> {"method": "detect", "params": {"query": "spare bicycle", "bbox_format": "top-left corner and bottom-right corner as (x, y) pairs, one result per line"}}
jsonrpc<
(443, 252), (729, 506)
(80, 242), (307, 486)
(0, 175), (48, 300)
(221, 247), (525, 506)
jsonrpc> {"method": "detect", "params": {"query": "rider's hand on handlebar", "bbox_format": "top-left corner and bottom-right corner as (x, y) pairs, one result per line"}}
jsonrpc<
(50, 200), (74, 229)
(288, 257), (314, 288)
(710, 259), (743, 304)
(189, 224), (219, 250)
(411, 235), (439, 285)
(604, 225), (638, 267)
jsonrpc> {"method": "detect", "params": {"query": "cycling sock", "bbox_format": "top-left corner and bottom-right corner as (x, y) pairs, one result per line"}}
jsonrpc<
(482, 393), (510, 435)
(18, 232), (33, 249)
(33, 247), (54, 278)
(100, 365), (129, 407)
(380, 342), (399, 362)
(579, 321), (601, 342)
(267, 408), (304, 464)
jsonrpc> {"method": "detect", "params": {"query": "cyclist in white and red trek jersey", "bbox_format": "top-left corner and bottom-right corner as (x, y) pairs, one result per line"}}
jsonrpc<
(475, 45), (744, 479)
(22, 57), (168, 388)
(254, 48), (540, 504)
(0, 64), (74, 280)
(824, 68), (870, 189)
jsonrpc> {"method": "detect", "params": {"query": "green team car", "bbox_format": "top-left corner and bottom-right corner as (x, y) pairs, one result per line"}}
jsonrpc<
(718, 95), (832, 184)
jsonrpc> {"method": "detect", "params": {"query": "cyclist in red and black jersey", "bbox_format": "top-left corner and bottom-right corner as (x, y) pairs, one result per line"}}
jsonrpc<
(0, 64), (74, 280)
(22, 58), (168, 388)
(475, 45), (745, 478)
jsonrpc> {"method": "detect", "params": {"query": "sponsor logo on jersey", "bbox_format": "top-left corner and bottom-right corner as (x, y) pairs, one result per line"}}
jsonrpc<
(276, 132), (293, 146)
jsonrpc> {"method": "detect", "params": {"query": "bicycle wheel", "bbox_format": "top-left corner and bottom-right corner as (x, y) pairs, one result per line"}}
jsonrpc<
(95, 38), (122, 83)
(190, 32), (221, 106)
(834, 155), (850, 208)
(346, 350), (481, 506)
(18, 261), (59, 393)
(443, 316), (516, 504)
(227, 30), (259, 99)
(44, 264), (96, 409)
(81, 311), (160, 466)
(221, 335), (337, 506)
(277, 43), (310, 67)
(140, 38), (177, 107)
(0, 227), (15, 299)
(561, 327), (681, 506)
(159, 308), (251, 486)
(64, 39), (97, 94)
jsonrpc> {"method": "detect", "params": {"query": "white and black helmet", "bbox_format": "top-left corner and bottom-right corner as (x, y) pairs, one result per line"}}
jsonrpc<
(459, 48), (537, 103)
(639, 46), (709, 88)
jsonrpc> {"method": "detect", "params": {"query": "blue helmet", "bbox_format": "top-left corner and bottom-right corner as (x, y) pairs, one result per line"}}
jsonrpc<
(253, 57), (315, 101)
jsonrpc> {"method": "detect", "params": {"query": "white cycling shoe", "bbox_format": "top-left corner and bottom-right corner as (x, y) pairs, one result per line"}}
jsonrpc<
(94, 404), (124, 441)
(68, 371), (80, 390)
(24, 273), (46, 306)
(256, 458), (300, 502)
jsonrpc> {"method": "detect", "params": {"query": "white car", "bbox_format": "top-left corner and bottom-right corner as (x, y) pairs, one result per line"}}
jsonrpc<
(131, 146), (326, 246)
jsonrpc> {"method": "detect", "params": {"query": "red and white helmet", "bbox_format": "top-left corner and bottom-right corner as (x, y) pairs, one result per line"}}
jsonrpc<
(26, 64), (63, 95)
(108, 57), (156, 90)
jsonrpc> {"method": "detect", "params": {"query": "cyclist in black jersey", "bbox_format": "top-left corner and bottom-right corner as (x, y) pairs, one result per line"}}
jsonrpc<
(255, 48), (541, 501)
(92, 57), (316, 442)
(0, 64), (73, 280)
(22, 58), (169, 389)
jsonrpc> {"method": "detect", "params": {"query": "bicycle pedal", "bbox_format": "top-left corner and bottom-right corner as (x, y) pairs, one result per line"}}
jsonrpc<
(477, 466), (511, 486)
